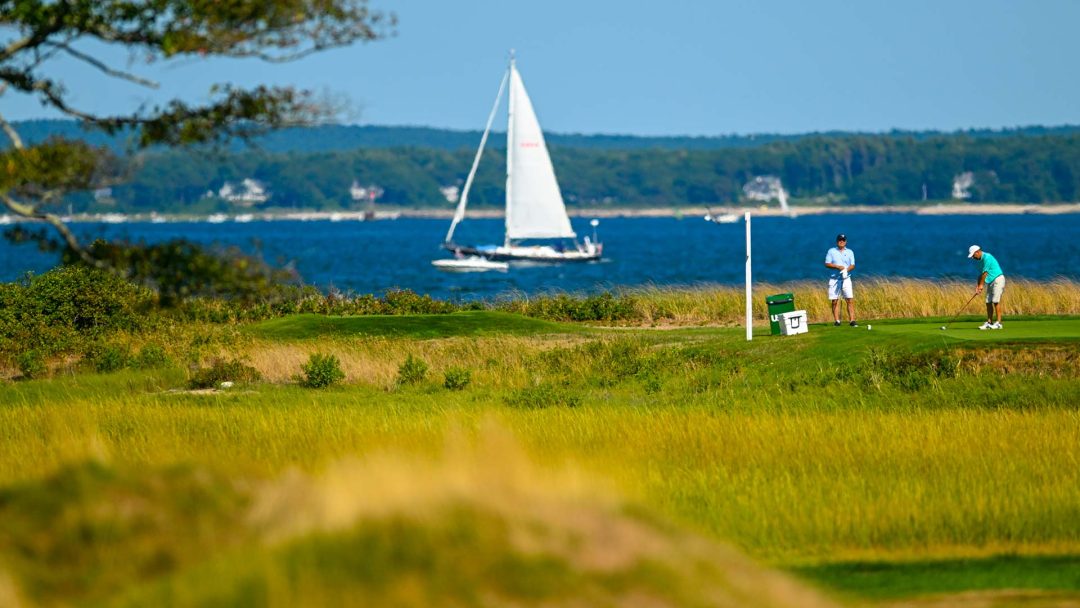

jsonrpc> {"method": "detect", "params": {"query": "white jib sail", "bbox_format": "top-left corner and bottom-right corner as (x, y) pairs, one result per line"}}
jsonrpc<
(505, 63), (576, 241)
(445, 69), (509, 244)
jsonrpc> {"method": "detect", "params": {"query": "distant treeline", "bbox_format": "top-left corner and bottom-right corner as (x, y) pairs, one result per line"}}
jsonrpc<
(11, 120), (1080, 209)
(11, 118), (1080, 152)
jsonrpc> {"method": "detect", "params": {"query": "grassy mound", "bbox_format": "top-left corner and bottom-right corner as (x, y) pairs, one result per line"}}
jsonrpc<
(0, 437), (840, 608)
(246, 311), (578, 340)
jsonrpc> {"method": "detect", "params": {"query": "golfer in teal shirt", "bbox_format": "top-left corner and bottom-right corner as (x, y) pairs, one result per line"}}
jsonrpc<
(967, 245), (1005, 329)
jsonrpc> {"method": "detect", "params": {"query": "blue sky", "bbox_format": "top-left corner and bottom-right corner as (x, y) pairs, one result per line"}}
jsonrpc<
(5, 0), (1080, 136)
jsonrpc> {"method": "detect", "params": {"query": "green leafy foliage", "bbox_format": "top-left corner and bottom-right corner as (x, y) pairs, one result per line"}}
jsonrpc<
(0, 0), (394, 282)
(442, 367), (472, 391)
(15, 350), (46, 379)
(80, 238), (300, 306)
(503, 292), (641, 323)
(0, 138), (114, 197)
(299, 353), (346, 388)
(0, 2), (393, 149)
(135, 344), (171, 369)
(84, 343), (133, 374)
(0, 266), (152, 356)
(396, 354), (428, 386)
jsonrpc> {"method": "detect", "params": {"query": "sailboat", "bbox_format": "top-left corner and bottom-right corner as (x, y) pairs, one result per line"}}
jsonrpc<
(439, 55), (602, 263)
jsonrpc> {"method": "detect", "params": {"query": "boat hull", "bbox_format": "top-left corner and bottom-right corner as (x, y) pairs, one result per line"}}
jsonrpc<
(432, 256), (509, 272)
(445, 243), (601, 263)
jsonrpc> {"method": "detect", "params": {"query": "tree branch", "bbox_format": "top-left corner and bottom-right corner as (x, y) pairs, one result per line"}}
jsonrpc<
(0, 192), (101, 267)
(0, 88), (25, 150)
(47, 41), (159, 89)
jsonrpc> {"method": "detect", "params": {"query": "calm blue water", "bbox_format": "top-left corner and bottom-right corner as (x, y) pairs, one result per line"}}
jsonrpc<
(2, 213), (1077, 300)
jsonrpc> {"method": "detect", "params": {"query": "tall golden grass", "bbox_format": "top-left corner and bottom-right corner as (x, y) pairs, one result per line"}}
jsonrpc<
(627, 278), (1080, 325)
(237, 427), (842, 608)
(241, 334), (580, 388)
(0, 377), (1076, 566)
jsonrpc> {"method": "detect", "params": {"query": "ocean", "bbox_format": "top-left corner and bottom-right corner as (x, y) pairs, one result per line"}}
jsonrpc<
(1, 213), (1077, 300)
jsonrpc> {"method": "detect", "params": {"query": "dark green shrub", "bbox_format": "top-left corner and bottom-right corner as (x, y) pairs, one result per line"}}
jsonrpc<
(396, 354), (428, 386)
(16, 350), (47, 379)
(77, 239), (298, 307)
(188, 357), (261, 389)
(505, 384), (582, 409)
(505, 291), (641, 323)
(300, 353), (345, 388)
(86, 343), (132, 374)
(0, 266), (153, 359)
(443, 367), (472, 391)
(135, 344), (171, 369)
(22, 266), (150, 335)
(383, 289), (456, 315)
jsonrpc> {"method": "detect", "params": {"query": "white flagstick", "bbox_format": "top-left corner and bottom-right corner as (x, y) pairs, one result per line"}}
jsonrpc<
(745, 211), (752, 341)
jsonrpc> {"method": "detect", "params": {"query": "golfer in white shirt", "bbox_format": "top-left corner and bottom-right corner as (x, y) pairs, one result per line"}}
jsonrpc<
(825, 233), (857, 327)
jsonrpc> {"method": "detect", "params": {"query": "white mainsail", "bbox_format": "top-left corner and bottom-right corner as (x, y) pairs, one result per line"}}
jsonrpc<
(505, 62), (576, 241)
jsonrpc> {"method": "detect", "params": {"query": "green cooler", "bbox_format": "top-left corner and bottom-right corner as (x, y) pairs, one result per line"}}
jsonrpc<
(766, 293), (796, 336)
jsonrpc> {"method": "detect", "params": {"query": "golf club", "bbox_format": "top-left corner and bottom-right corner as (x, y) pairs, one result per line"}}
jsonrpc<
(941, 290), (981, 330)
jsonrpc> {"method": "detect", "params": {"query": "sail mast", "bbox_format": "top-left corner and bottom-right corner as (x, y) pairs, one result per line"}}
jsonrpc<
(504, 52), (516, 248)
(445, 67), (509, 244)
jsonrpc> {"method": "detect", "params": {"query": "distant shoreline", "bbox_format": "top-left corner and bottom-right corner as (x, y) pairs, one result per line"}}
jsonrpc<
(410, 203), (1080, 219)
(5, 203), (1079, 224)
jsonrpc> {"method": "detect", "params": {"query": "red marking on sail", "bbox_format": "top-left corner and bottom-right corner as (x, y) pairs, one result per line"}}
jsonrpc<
(520, 142), (540, 148)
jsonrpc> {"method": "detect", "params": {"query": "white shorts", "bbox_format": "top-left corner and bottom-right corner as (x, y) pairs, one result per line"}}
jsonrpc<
(986, 275), (1005, 304)
(828, 277), (853, 300)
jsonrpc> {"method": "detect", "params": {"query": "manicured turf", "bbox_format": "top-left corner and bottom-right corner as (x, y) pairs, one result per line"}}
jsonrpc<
(795, 554), (1080, 599)
(246, 311), (580, 340)
(861, 316), (1080, 342)
(798, 316), (1080, 355)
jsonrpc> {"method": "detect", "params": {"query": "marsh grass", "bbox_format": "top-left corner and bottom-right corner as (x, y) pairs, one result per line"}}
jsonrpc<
(622, 278), (1080, 325)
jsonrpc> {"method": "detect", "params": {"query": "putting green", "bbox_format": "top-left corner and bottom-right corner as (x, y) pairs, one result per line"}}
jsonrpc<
(814, 316), (1080, 345)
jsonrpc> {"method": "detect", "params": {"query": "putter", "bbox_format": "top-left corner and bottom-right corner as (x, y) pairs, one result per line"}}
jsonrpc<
(941, 290), (981, 330)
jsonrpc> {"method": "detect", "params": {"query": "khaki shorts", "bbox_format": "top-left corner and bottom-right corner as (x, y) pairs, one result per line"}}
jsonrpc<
(986, 275), (1005, 304)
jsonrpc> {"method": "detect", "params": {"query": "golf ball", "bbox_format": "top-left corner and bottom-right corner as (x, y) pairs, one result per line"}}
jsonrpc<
(867, 325), (871, 330)
(941, 326), (947, 330)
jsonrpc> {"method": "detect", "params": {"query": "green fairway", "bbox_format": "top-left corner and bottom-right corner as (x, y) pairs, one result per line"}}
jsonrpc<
(857, 316), (1080, 342)
(796, 554), (1080, 600)
(784, 316), (1080, 360)
(246, 310), (580, 340)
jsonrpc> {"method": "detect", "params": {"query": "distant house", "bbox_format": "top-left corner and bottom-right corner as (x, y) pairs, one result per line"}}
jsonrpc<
(350, 181), (384, 204)
(93, 187), (114, 204)
(218, 178), (270, 206)
(742, 175), (785, 203)
(952, 172), (974, 200)
(440, 185), (461, 204)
